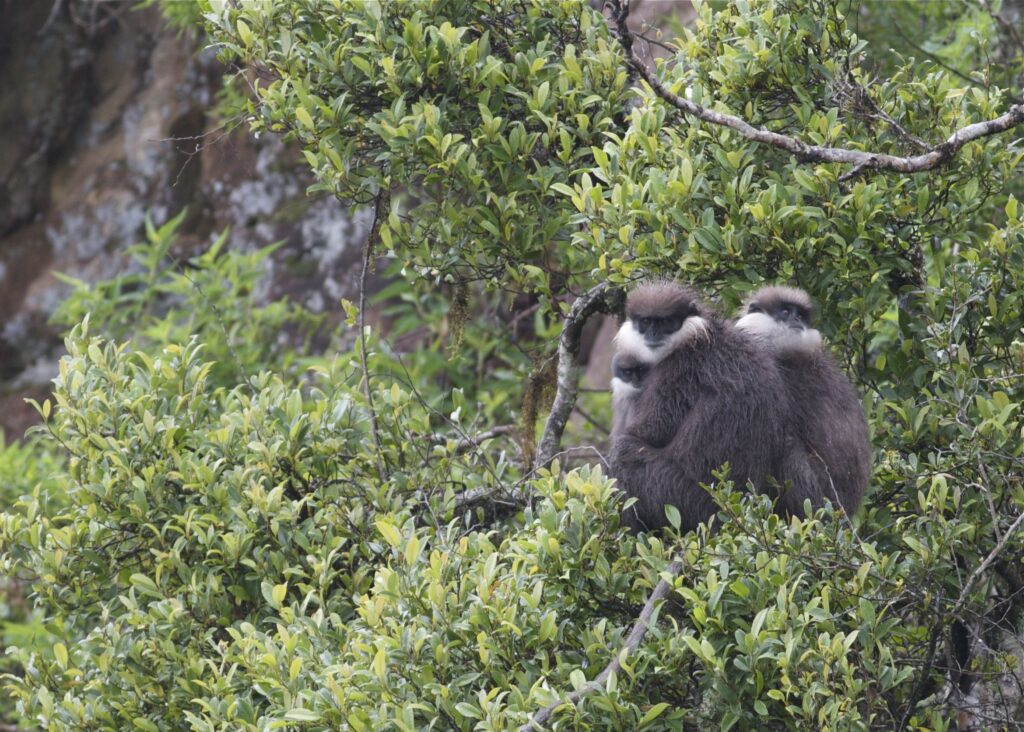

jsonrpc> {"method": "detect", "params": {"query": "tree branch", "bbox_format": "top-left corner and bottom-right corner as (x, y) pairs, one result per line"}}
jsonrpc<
(534, 282), (625, 470)
(951, 509), (1024, 618)
(429, 424), (520, 453)
(520, 560), (683, 731)
(359, 188), (391, 480)
(609, 0), (1024, 176)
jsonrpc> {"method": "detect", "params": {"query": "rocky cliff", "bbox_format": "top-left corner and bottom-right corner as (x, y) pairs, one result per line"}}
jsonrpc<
(0, 1), (367, 439)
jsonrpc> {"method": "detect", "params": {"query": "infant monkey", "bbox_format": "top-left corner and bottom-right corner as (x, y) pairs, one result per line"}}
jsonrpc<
(610, 351), (649, 438)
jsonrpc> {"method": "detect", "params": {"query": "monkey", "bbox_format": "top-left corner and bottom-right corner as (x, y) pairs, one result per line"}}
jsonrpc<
(610, 350), (649, 438)
(733, 285), (872, 517)
(609, 282), (790, 533)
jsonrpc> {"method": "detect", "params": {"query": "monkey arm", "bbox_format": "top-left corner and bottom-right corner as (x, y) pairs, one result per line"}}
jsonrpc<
(611, 429), (721, 533)
(621, 369), (694, 448)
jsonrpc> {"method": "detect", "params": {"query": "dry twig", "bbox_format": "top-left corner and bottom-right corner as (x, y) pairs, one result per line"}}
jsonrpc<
(951, 510), (1024, 618)
(359, 188), (391, 480)
(520, 560), (683, 731)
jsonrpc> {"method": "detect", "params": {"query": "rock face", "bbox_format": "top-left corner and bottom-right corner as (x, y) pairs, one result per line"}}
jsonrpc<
(0, 2), (366, 439)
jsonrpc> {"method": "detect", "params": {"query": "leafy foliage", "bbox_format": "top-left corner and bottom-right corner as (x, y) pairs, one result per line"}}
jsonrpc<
(2, 0), (1024, 729)
(52, 210), (323, 387)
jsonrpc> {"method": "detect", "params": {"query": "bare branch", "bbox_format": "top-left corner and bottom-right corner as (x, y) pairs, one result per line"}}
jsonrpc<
(534, 282), (626, 470)
(37, 0), (65, 36)
(429, 424), (520, 452)
(951, 510), (1024, 618)
(520, 560), (683, 731)
(359, 189), (391, 480)
(609, 0), (1024, 176)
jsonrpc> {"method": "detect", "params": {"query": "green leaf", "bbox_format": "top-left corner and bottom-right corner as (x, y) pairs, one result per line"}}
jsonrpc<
(639, 702), (670, 725)
(53, 642), (68, 669)
(284, 709), (322, 722)
(295, 106), (315, 131)
(376, 518), (402, 547)
(236, 19), (253, 46)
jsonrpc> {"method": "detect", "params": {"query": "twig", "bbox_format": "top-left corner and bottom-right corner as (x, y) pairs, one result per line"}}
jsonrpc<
(359, 189), (390, 480)
(950, 510), (1024, 618)
(609, 0), (1024, 177)
(454, 484), (527, 512)
(979, 0), (1024, 59)
(835, 73), (929, 151)
(429, 424), (519, 452)
(519, 560), (683, 731)
(37, 0), (65, 36)
(453, 444), (611, 514)
(572, 403), (611, 436)
(534, 283), (626, 469)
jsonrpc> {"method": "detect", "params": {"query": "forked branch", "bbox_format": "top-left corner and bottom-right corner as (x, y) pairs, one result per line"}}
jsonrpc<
(534, 282), (626, 470)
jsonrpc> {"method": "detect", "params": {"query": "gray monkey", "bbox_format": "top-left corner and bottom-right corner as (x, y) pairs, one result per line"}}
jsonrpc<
(734, 285), (871, 516)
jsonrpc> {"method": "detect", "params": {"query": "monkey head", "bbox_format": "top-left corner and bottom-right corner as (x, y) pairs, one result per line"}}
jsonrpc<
(614, 282), (711, 364)
(735, 285), (822, 354)
(610, 350), (650, 400)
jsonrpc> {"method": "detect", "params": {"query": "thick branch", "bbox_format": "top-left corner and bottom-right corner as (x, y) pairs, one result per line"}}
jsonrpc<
(534, 282), (626, 470)
(610, 0), (1024, 176)
(520, 560), (683, 731)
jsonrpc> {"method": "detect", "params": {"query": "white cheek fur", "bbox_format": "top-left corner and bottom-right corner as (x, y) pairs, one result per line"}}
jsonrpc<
(614, 316), (710, 366)
(735, 313), (821, 355)
(613, 321), (658, 363)
(611, 377), (642, 399)
(734, 312), (778, 340)
(672, 315), (710, 352)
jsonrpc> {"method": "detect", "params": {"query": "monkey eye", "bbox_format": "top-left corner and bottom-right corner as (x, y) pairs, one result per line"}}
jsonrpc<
(748, 304), (762, 314)
(779, 305), (792, 316)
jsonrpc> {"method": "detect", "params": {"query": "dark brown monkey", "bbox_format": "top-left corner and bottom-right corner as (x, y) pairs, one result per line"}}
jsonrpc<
(610, 282), (789, 533)
(734, 285), (871, 516)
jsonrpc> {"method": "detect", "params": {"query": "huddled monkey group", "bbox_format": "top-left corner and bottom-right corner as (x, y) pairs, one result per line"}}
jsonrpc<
(609, 282), (871, 533)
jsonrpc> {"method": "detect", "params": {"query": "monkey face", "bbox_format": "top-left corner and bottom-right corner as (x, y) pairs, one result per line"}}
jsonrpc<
(619, 282), (711, 362)
(751, 300), (810, 330)
(735, 286), (822, 354)
(612, 353), (650, 389)
(632, 314), (686, 343)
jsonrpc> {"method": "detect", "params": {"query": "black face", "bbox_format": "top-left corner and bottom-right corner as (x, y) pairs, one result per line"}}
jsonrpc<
(632, 312), (688, 346)
(612, 354), (650, 386)
(748, 300), (811, 331)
